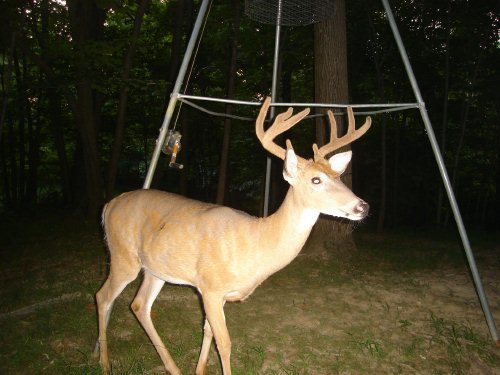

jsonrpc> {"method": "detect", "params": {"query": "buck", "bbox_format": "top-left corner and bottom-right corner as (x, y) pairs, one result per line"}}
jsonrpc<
(95, 97), (371, 374)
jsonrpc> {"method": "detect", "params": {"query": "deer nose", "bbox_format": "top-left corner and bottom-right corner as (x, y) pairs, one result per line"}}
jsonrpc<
(354, 200), (369, 216)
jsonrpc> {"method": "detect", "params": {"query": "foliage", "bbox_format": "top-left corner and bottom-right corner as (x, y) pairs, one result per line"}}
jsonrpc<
(0, 0), (498, 229)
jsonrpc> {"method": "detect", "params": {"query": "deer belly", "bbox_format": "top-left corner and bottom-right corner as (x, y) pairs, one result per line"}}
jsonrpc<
(224, 289), (255, 302)
(140, 246), (198, 287)
(223, 275), (267, 302)
(142, 265), (193, 286)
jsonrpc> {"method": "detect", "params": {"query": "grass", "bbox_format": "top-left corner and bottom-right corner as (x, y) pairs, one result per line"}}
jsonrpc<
(0, 213), (499, 374)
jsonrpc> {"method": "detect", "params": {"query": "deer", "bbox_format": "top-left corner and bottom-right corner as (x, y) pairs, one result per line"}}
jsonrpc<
(95, 97), (371, 375)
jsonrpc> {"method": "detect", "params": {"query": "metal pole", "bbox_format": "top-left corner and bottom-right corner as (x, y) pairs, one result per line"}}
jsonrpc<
(263, 0), (283, 216)
(381, 0), (499, 344)
(143, 0), (211, 189)
(178, 93), (419, 109)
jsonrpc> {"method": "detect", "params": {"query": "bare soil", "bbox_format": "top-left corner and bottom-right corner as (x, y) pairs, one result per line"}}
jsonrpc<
(0, 218), (499, 374)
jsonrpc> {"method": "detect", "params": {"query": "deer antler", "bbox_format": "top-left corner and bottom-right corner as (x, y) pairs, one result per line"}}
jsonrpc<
(313, 107), (372, 160)
(256, 97), (310, 166)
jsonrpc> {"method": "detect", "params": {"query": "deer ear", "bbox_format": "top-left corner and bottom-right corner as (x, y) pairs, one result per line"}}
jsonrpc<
(283, 141), (298, 184)
(328, 151), (352, 174)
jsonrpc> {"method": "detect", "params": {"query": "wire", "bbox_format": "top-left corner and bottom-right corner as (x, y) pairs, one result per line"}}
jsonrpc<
(172, 0), (214, 131)
(178, 97), (421, 122)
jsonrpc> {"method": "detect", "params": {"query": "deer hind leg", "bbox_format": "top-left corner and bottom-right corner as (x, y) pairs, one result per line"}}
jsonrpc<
(195, 318), (214, 375)
(95, 254), (141, 374)
(201, 294), (232, 375)
(131, 270), (181, 375)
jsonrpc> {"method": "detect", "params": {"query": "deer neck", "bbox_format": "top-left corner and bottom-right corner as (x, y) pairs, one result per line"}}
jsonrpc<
(274, 187), (319, 231)
(258, 186), (319, 262)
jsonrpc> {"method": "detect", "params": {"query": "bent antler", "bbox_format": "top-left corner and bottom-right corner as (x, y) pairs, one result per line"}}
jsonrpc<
(256, 97), (310, 166)
(313, 107), (372, 159)
(257, 98), (371, 165)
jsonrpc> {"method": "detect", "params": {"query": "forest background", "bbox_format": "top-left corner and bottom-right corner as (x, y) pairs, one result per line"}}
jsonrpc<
(1, 0), (499, 232)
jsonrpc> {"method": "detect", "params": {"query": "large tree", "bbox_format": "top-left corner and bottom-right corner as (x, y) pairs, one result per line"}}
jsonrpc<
(216, 0), (241, 205)
(311, 0), (357, 256)
(66, 0), (107, 218)
(106, 0), (150, 199)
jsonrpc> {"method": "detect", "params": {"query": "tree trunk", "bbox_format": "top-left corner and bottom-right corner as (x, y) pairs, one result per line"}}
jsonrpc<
(367, 11), (388, 232)
(0, 33), (16, 147)
(76, 85), (104, 218)
(436, 0), (452, 225)
(374, 64), (387, 232)
(392, 114), (405, 226)
(106, 0), (150, 199)
(445, 14), (490, 226)
(446, 62), (480, 225)
(492, 135), (500, 230)
(47, 88), (72, 204)
(13, 46), (27, 205)
(26, 89), (40, 206)
(0, 34), (16, 208)
(67, 0), (106, 219)
(7, 114), (17, 206)
(38, 0), (72, 205)
(310, 0), (356, 258)
(216, 0), (240, 205)
(1, 131), (11, 206)
(377, 114), (387, 231)
(167, 0), (190, 99)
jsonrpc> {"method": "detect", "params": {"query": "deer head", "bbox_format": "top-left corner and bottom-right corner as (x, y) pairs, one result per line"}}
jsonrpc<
(256, 97), (371, 220)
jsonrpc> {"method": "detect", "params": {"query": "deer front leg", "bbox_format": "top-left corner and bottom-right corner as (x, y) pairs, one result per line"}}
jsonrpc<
(131, 271), (181, 375)
(201, 294), (232, 375)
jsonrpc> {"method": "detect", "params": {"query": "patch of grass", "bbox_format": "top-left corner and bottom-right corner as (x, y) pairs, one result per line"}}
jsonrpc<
(428, 312), (499, 373)
(1, 214), (499, 375)
(353, 228), (468, 273)
(399, 319), (412, 328)
(402, 336), (423, 358)
(232, 345), (266, 375)
(348, 333), (386, 358)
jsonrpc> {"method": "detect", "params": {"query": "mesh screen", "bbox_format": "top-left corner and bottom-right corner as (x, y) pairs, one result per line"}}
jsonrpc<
(245, 0), (336, 26)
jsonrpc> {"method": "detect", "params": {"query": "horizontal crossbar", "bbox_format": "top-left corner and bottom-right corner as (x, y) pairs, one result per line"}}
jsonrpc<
(176, 93), (420, 120)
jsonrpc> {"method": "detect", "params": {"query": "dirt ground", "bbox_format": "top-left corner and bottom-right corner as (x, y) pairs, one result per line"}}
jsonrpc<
(0, 221), (499, 374)
(249, 258), (499, 374)
(129, 243), (500, 374)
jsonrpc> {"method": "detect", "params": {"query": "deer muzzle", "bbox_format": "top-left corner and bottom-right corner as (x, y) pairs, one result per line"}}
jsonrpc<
(353, 200), (369, 219)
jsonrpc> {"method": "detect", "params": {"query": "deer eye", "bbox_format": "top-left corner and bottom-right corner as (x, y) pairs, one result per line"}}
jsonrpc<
(311, 177), (322, 185)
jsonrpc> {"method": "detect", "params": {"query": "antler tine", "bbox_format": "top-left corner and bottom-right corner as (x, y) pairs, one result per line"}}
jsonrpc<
(256, 97), (310, 164)
(316, 106), (372, 158)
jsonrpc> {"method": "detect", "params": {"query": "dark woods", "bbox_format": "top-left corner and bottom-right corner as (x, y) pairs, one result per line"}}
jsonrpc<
(0, 0), (498, 230)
